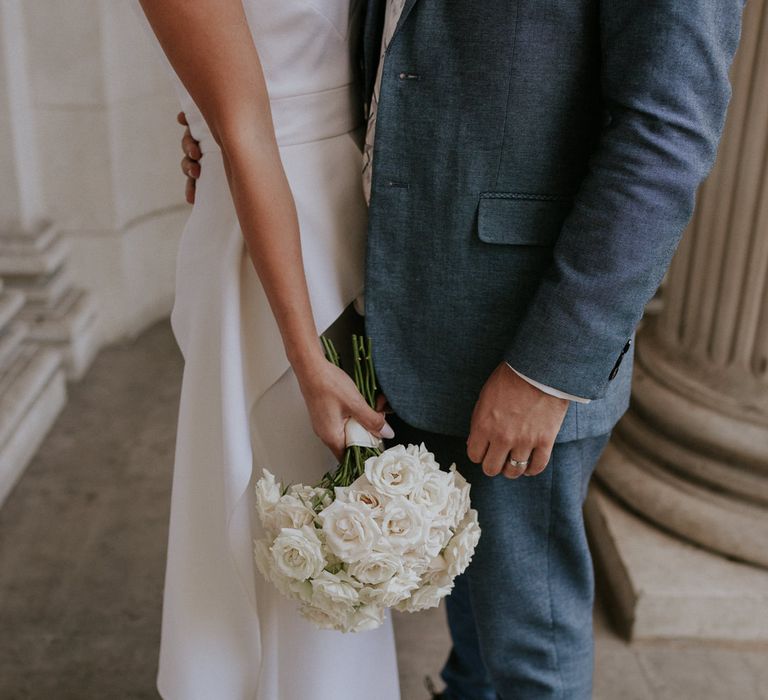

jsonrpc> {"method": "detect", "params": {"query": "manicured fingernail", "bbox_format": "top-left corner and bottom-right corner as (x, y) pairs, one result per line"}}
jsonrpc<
(381, 423), (395, 439)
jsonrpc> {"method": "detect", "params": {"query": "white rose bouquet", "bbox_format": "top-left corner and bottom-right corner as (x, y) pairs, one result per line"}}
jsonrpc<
(253, 335), (481, 632)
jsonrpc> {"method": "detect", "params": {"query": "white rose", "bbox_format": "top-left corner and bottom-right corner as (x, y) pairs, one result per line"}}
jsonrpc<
(299, 603), (348, 631)
(396, 583), (452, 613)
(319, 500), (381, 563)
(311, 570), (360, 608)
(342, 475), (391, 516)
(422, 553), (453, 589)
(254, 470), (282, 532)
(380, 497), (429, 554)
(288, 577), (314, 602)
(345, 604), (385, 633)
(349, 550), (403, 585)
(266, 564), (314, 602)
(272, 494), (317, 530)
(444, 509), (481, 578)
(360, 569), (421, 606)
(287, 483), (315, 499)
(424, 522), (453, 558)
(313, 487), (334, 510)
(434, 489), (461, 530)
(434, 465), (470, 529)
(399, 543), (433, 575)
(364, 445), (424, 497)
(411, 469), (453, 516)
(406, 442), (441, 472)
(255, 469), (281, 506)
(451, 465), (472, 521)
(271, 526), (326, 581)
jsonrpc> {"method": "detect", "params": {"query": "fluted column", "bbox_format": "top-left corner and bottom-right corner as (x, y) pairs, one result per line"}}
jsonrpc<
(595, 0), (768, 568)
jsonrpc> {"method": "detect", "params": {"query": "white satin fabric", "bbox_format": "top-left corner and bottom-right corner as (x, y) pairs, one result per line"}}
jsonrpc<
(131, 1), (400, 698)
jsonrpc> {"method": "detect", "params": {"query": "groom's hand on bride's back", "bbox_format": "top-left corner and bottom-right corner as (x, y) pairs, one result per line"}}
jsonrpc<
(177, 112), (202, 204)
(467, 363), (568, 480)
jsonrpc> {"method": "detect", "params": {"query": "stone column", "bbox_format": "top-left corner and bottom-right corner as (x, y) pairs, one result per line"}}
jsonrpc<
(0, 0), (66, 508)
(20, 0), (189, 345)
(586, 0), (768, 641)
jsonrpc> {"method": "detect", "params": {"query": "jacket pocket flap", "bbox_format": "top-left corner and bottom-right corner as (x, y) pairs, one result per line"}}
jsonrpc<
(477, 194), (572, 246)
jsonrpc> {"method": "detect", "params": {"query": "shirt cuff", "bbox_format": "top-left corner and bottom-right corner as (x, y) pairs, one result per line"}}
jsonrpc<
(506, 363), (592, 404)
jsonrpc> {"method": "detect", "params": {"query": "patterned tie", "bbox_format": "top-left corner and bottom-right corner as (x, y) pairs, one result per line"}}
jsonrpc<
(361, 0), (407, 204)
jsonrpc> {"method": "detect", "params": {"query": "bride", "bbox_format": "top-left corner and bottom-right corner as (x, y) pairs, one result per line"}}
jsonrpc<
(132, 1), (401, 698)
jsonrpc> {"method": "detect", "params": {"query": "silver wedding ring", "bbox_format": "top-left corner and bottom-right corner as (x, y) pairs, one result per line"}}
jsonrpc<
(507, 457), (530, 468)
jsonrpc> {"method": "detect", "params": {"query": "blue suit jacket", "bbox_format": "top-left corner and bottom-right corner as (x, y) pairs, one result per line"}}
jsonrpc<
(361, 0), (745, 441)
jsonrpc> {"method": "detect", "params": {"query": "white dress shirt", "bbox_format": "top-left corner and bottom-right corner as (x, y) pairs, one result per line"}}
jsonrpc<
(360, 0), (590, 405)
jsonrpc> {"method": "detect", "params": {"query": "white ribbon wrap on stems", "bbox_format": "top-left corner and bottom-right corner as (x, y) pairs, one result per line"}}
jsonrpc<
(344, 417), (385, 450)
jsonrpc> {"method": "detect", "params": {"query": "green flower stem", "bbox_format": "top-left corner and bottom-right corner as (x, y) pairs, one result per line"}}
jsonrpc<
(318, 335), (384, 490)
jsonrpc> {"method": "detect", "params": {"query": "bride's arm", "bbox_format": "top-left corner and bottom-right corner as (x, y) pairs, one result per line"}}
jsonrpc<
(139, 0), (392, 457)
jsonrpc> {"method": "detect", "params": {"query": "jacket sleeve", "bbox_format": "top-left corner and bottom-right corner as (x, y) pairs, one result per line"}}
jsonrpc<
(503, 0), (747, 399)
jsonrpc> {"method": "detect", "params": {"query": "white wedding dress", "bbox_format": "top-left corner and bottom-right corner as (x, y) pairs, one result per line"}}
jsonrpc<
(131, 1), (400, 698)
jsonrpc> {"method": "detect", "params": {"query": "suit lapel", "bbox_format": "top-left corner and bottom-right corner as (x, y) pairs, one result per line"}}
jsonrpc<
(362, 0), (422, 104)
(363, 0), (387, 102)
(391, 0), (420, 43)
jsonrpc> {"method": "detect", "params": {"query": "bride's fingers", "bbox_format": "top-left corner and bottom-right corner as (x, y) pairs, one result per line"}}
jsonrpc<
(315, 419), (346, 461)
(375, 393), (394, 414)
(352, 398), (395, 439)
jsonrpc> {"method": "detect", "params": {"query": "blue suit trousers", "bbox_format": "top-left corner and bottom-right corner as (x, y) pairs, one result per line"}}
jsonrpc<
(387, 414), (611, 699)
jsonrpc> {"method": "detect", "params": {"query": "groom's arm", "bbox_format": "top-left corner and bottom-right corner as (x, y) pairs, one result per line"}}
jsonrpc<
(503, 0), (746, 399)
(468, 0), (746, 477)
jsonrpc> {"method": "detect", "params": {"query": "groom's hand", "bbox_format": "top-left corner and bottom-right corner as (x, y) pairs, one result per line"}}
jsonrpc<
(178, 112), (202, 204)
(467, 363), (569, 479)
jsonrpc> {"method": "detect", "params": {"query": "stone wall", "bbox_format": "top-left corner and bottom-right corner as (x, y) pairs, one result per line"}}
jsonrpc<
(0, 0), (188, 507)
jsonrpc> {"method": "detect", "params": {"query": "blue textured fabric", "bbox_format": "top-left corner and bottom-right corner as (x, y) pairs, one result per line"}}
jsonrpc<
(361, 0), (745, 441)
(387, 414), (611, 700)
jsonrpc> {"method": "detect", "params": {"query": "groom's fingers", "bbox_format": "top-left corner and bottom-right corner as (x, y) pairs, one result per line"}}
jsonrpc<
(466, 433), (489, 465)
(500, 445), (534, 479)
(524, 445), (552, 477)
(482, 443), (511, 477)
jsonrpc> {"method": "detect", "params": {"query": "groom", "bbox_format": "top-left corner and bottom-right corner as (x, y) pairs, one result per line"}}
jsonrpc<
(179, 1), (746, 697)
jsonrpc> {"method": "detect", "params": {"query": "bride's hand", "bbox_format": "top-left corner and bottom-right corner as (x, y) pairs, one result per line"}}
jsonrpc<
(295, 360), (395, 461)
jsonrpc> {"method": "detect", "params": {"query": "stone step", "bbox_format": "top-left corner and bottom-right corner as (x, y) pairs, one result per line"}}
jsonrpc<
(585, 482), (768, 642)
(0, 289), (25, 330)
(0, 347), (66, 508)
(0, 232), (69, 276)
(2, 264), (72, 306)
(0, 344), (61, 444)
(18, 288), (99, 381)
(17, 288), (96, 339)
(0, 220), (58, 254)
(0, 321), (28, 368)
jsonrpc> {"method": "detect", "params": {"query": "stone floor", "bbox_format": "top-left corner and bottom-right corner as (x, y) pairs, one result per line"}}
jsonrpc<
(0, 320), (766, 700)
